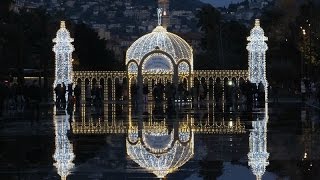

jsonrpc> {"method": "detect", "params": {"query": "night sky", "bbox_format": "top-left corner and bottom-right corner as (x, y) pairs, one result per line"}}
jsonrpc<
(200, 0), (244, 7)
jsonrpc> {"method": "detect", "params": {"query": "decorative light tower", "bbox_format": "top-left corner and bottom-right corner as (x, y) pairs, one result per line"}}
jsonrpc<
(53, 110), (75, 180)
(158, 0), (169, 29)
(248, 105), (269, 180)
(247, 19), (268, 100)
(53, 21), (74, 100)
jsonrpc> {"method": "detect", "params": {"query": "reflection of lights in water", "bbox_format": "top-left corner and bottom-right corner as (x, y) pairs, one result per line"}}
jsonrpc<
(248, 105), (269, 180)
(71, 104), (248, 178)
(53, 110), (75, 180)
(127, 121), (194, 178)
(228, 81), (233, 86)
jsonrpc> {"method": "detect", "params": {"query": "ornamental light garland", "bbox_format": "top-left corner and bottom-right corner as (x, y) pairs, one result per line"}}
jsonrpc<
(247, 19), (268, 89)
(53, 21), (74, 96)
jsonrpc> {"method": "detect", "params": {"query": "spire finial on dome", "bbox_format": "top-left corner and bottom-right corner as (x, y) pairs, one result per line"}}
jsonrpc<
(60, 21), (66, 28)
(157, 8), (163, 26)
(255, 19), (260, 27)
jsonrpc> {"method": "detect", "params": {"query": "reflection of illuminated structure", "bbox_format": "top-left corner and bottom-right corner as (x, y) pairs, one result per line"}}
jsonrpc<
(53, 21), (74, 98)
(53, 109), (75, 180)
(247, 19), (268, 100)
(72, 120), (245, 135)
(72, 112), (246, 135)
(127, 121), (194, 178)
(248, 105), (269, 180)
(71, 104), (246, 178)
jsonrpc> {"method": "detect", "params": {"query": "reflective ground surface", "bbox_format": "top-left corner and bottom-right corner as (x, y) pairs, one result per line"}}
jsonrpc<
(0, 101), (320, 180)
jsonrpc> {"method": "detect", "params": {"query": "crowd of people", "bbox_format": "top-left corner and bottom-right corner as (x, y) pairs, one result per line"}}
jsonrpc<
(1, 78), (320, 118)
(0, 80), (41, 119)
(54, 83), (82, 111)
(130, 80), (267, 111)
(300, 79), (320, 105)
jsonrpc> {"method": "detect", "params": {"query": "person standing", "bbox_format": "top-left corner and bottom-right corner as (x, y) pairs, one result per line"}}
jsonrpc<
(317, 83), (320, 106)
(61, 83), (67, 107)
(29, 80), (41, 122)
(74, 84), (81, 107)
(143, 84), (149, 103)
(301, 80), (306, 102)
(0, 82), (5, 117)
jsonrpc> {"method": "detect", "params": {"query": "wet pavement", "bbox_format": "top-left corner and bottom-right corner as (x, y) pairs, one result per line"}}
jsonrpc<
(0, 101), (320, 180)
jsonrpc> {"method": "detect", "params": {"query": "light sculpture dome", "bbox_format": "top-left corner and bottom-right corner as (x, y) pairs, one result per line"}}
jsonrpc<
(126, 26), (193, 68)
(126, 122), (194, 178)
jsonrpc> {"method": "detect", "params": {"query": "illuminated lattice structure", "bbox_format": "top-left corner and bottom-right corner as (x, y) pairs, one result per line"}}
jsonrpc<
(53, 110), (75, 180)
(73, 70), (248, 102)
(247, 19), (268, 89)
(53, 21), (74, 98)
(248, 105), (269, 180)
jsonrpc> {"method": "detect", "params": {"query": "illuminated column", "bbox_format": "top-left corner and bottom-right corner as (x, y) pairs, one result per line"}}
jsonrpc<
(112, 79), (116, 101)
(222, 78), (225, 110)
(128, 77), (132, 102)
(53, 110), (75, 180)
(53, 21), (74, 101)
(248, 105), (269, 180)
(81, 78), (85, 103)
(206, 78), (209, 100)
(212, 78), (215, 102)
(148, 79), (152, 101)
(247, 19), (268, 101)
(104, 78), (108, 102)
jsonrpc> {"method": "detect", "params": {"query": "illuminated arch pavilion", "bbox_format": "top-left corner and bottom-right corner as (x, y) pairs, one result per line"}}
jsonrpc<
(51, 2), (270, 178)
(57, 18), (266, 103)
(126, 25), (193, 82)
(126, 21), (194, 100)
